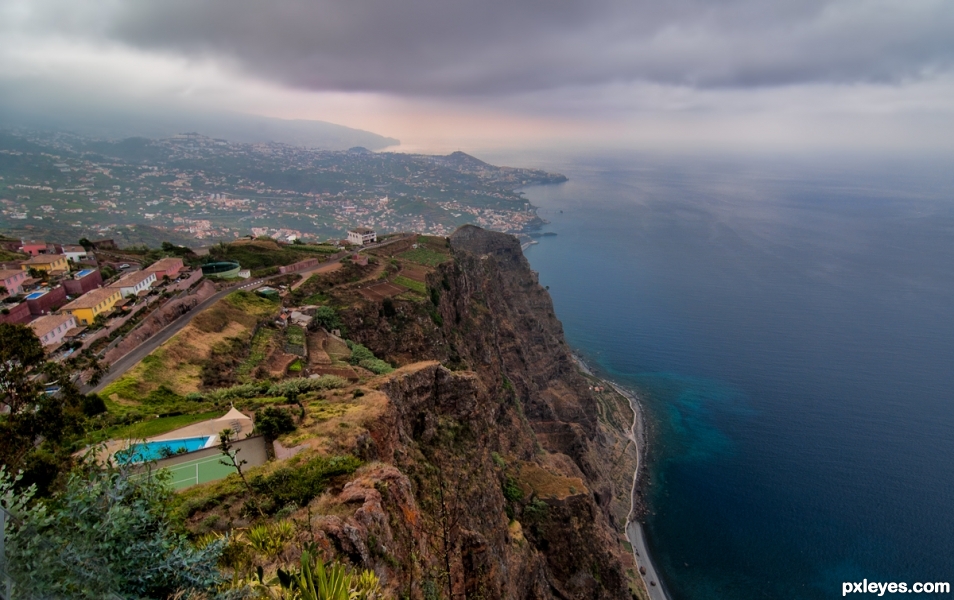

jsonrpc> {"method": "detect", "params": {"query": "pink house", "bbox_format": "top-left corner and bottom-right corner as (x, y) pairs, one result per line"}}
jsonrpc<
(0, 269), (28, 295)
(20, 242), (55, 256)
(144, 257), (185, 279)
(29, 313), (78, 348)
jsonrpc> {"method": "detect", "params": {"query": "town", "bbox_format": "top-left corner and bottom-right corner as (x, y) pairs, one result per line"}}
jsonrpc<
(0, 129), (566, 246)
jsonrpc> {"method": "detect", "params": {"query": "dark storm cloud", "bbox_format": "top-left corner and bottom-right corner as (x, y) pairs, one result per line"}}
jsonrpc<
(13, 0), (954, 96)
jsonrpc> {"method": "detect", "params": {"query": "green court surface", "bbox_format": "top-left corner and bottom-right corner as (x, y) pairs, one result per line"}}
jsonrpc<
(163, 454), (238, 490)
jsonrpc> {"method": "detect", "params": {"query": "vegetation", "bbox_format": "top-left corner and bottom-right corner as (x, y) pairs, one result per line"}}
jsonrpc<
(0, 323), (106, 495)
(345, 341), (393, 374)
(0, 463), (225, 599)
(397, 247), (450, 267)
(393, 275), (426, 294)
(249, 454), (362, 515)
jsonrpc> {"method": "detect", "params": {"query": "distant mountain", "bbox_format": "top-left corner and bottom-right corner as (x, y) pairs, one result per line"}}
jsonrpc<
(0, 96), (399, 151)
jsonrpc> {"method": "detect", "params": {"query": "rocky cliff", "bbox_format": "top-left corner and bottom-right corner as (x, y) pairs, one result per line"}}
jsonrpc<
(184, 226), (643, 599)
(329, 226), (642, 599)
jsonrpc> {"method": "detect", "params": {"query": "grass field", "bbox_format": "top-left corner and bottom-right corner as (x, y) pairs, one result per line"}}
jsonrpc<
(393, 276), (426, 294)
(397, 247), (450, 267)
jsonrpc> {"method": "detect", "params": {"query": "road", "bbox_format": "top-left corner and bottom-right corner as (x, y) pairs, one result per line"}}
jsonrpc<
(87, 278), (264, 394)
(88, 234), (416, 394)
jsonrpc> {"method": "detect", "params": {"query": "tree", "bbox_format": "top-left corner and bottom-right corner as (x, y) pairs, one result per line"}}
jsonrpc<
(0, 324), (102, 494)
(254, 407), (297, 459)
(313, 306), (341, 331)
(0, 285), (8, 296)
(78, 237), (93, 251)
(0, 463), (226, 599)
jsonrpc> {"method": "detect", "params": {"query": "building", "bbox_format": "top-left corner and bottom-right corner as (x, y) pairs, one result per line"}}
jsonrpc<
(19, 242), (54, 256)
(62, 269), (103, 296)
(108, 270), (157, 298)
(0, 269), (28, 295)
(21, 254), (69, 273)
(29, 313), (77, 348)
(60, 287), (122, 325)
(144, 257), (184, 280)
(347, 227), (377, 246)
(278, 258), (320, 274)
(61, 245), (89, 263)
(25, 286), (67, 316)
(0, 301), (32, 325)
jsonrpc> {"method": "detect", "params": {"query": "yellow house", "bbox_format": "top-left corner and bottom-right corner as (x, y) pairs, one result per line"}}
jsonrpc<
(21, 254), (69, 273)
(60, 287), (122, 325)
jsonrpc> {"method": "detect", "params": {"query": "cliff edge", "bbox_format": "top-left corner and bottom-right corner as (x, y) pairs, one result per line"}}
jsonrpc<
(184, 226), (644, 599)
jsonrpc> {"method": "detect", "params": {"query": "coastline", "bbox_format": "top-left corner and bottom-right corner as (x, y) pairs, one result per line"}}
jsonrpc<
(572, 354), (671, 600)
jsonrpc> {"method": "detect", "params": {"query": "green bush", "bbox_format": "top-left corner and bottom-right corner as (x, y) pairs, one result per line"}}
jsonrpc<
(346, 341), (375, 364)
(250, 455), (361, 512)
(0, 464), (224, 598)
(503, 476), (524, 503)
(358, 358), (393, 375)
(254, 406), (297, 441)
(313, 305), (341, 331)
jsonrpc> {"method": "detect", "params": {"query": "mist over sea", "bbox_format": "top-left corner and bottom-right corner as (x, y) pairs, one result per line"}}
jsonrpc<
(489, 149), (954, 600)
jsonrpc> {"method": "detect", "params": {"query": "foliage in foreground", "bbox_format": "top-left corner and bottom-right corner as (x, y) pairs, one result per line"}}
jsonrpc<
(0, 463), (227, 600)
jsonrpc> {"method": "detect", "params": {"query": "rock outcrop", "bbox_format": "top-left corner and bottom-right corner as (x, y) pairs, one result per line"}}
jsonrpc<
(325, 226), (641, 599)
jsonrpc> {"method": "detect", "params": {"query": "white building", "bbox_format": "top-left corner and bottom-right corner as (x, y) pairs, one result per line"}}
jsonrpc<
(61, 245), (89, 263)
(347, 227), (377, 246)
(108, 270), (157, 298)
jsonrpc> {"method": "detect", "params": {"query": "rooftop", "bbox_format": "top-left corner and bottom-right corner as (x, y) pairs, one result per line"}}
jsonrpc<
(61, 287), (120, 310)
(29, 313), (75, 338)
(109, 270), (155, 288)
(350, 227), (375, 234)
(0, 269), (24, 279)
(144, 257), (183, 271)
(23, 254), (66, 265)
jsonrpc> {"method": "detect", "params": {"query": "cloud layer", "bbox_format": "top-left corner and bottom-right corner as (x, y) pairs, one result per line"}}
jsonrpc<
(7, 0), (954, 96)
(2, 0), (953, 152)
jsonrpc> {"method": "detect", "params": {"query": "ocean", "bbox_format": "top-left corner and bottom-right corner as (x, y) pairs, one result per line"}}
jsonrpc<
(491, 150), (954, 600)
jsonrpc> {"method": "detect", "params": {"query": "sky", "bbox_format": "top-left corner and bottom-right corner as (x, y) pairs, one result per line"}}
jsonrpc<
(1, 0), (953, 153)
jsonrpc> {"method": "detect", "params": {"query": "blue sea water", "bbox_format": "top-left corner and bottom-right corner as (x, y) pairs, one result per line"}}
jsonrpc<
(497, 150), (954, 600)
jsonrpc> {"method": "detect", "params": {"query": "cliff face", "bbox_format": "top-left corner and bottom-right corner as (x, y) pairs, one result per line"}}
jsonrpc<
(328, 226), (641, 599)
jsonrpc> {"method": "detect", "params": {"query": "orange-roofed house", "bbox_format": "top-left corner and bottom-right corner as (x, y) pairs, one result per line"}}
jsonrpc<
(29, 313), (77, 348)
(60, 287), (122, 325)
(144, 257), (184, 279)
(0, 269), (28, 295)
(21, 254), (69, 273)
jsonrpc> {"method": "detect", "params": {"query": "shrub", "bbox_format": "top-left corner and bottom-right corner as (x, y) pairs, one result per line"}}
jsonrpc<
(503, 476), (523, 503)
(0, 465), (225, 598)
(254, 406), (296, 442)
(250, 455), (361, 512)
(358, 358), (393, 375)
(313, 305), (341, 331)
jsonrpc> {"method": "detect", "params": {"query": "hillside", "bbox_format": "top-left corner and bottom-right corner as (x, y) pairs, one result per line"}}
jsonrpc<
(79, 226), (644, 598)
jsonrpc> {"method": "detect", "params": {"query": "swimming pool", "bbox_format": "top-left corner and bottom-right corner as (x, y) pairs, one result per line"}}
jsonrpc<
(116, 436), (216, 463)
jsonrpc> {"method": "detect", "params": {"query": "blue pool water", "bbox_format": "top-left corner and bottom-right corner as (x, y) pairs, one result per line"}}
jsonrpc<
(25, 291), (46, 300)
(492, 149), (954, 600)
(117, 436), (214, 463)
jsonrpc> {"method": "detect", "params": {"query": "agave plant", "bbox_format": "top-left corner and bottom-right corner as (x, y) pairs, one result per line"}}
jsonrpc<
(247, 520), (296, 559)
